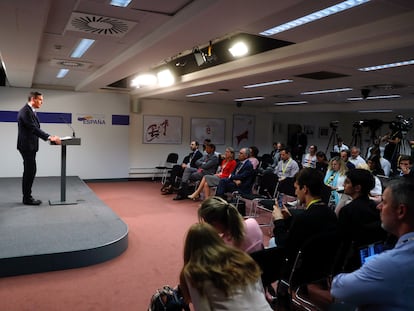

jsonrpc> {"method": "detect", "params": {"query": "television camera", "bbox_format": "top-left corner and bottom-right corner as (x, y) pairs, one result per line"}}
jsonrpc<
(389, 115), (413, 133)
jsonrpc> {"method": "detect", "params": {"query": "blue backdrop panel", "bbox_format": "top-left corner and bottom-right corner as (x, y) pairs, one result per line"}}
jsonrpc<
(112, 114), (129, 125)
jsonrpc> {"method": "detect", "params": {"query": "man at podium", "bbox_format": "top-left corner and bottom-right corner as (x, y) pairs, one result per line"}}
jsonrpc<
(17, 91), (61, 205)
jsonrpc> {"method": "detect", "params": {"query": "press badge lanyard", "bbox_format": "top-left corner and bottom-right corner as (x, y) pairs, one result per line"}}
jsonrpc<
(281, 158), (292, 177)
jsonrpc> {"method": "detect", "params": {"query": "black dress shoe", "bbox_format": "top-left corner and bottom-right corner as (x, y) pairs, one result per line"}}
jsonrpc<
(23, 197), (42, 205)
(173, 195), (184, 201)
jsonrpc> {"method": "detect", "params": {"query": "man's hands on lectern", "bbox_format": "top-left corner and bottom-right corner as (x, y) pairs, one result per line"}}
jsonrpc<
(49, 135), (61, 145)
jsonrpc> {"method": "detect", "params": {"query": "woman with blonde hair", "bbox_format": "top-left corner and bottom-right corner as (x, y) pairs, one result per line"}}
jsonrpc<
(180, 223), (272, 310)
(188, 147), (237, 200)
(324, 156), (348, 209)
(198, 196), (263, 253)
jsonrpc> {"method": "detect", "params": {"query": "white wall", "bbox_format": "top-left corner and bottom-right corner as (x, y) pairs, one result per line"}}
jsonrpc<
(0, 87), (130, 179)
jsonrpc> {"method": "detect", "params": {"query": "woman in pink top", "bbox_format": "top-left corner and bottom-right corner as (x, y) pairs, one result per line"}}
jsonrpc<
(188, 147), (237, 200)
(198, 196), (264, 253)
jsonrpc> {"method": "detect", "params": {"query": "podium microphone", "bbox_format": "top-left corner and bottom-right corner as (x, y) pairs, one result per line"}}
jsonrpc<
(60, 116), (76, 137)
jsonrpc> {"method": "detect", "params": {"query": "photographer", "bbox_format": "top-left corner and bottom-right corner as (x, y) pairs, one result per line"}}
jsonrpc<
(382, 115), (413, 172)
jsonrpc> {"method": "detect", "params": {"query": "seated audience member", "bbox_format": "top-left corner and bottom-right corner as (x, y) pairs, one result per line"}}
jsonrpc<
(174, 143), (218, 200)
(256, 145), (293, 197)
(179, 223), (272, 310)
(201, 138), (211, 154)
(349, 146), (366, 168)
(249, 146), (260, 170)
(302, 145), (317, 168)
(336, 169), (387, 271)
(340, 149), (356, 170)
(198, 196), (264, 253)
(397, 155), (414, 181)
(270, 142), (282, 164)
(333, 137), (349, 153)
(251, 168), (337, 286)
(161, 141), (202, 194)
(324, 156), (348, 209)
(315, 151), (329, 175)
(367, 154), (385, 176)
(274, 147), (300, 180)
(215, 147), (254, 198)
(369, 145), (391, 177)
(357, 163), (383, 204)
(331, 178), (414, 311)
(188, 147), (237, 200)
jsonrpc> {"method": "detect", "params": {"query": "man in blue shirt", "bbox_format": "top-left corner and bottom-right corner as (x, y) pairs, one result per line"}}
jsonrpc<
(331, 178), (414, 310)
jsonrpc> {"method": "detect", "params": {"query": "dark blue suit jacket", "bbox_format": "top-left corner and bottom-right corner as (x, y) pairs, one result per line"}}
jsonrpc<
(17, 104), (50, 152)
(216, 160), (254, 195)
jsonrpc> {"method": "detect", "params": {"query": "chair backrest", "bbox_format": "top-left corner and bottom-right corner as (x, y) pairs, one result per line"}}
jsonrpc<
(166, 153), (179, 164)
(286, 230), (340, 289)
(259, 153), (273, 170)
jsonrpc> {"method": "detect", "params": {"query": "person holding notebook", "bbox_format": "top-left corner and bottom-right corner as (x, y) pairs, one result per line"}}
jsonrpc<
(331, 178), (414, 311)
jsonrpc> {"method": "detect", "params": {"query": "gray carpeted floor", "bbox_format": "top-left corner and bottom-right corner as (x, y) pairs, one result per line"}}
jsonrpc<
(0, 176), (128, 276)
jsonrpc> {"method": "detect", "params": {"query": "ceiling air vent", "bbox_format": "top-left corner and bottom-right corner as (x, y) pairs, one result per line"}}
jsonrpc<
(50, 59), (92, 70)
(65, 12), (136, 37)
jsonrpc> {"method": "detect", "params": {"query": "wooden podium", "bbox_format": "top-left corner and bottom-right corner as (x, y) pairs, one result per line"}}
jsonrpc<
(49, 137), (81, 205)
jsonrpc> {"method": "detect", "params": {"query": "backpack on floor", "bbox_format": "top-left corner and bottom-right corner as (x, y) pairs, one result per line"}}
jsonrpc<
(148, 285), (190, 311)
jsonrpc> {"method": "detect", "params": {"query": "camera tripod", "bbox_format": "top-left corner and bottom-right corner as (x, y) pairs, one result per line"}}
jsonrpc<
(325, 126), (338, 154)
(350, 125), (363, 151)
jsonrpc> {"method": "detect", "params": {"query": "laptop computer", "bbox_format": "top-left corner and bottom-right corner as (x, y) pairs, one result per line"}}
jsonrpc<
(359, 241), (385, 265)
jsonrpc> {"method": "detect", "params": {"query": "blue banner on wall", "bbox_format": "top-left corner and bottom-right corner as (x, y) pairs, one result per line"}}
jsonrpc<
(0, 111), (18, 122)
(0, 111), (72, 123)
(112, 114), (129, 125)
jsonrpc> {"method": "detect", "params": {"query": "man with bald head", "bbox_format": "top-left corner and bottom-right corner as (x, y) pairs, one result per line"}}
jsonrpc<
(331, 178), (414, 310)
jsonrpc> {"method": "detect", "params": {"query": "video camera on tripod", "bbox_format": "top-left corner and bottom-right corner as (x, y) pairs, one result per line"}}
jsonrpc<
(330, 120), (339, 129)
(389, 115), (413, 133)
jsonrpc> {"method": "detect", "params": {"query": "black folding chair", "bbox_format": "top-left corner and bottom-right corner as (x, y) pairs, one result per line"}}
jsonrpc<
(153, 152), (179, 184)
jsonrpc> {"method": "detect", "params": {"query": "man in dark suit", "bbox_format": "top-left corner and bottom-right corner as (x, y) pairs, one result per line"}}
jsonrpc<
(161, 141), (202, 194)
(17, 91), (61, 205)
(215, 147), (254, 197)
(251, 168), (338, 286)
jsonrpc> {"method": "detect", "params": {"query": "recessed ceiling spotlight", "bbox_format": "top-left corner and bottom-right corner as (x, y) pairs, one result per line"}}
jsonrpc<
(228, 42), (248, 57)
(131, 73), (157, 88)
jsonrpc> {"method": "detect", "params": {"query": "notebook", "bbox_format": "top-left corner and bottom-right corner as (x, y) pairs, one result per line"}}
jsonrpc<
(359, 241), (384, 265)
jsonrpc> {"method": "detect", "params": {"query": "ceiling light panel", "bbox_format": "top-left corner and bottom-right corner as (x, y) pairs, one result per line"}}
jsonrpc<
(244, 79), (292, 89)
(301, 88), (353, 95)
(347, 94), (401, 101)
(110, 0), (132, 7)
(358, 60), (414, 71)
(234, 96), (265, 102)
(186, 92), (214, 97)
(260, 0), (371, 36)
